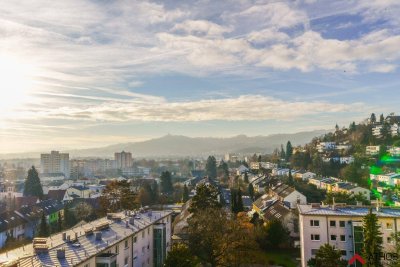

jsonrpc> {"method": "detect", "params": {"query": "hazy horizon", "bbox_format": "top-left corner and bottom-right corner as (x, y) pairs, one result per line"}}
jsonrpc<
(1, 0), (399, 153)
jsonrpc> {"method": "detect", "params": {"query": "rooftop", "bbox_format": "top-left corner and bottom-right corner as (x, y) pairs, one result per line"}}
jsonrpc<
(298, 204), (400, 217)
(0, 210), (172, 267)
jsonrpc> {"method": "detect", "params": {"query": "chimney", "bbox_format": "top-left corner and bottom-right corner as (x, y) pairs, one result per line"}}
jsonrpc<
(62, 233), (67, 241)
(57, 248), (65, 259)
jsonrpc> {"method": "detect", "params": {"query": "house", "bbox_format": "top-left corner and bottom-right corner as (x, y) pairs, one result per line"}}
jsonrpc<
(237, 165), (249, 175)
(316, 142), (336, 152)
(0, 210), (28, 248)
(47, 189), (71, 203)
(333, 182), (370, 200)
(298, 204), (400, 267)
(372, 124), (383, 137)
(250, 162), (260, 170)
(370, 172), (400, 186)
(272, 168), (290, 176)
(391, 123), (399, 136)
(339, 156), (354, 164)
(389, 146), (400, 157)
(366, 145), (380, 156)
(295, 171), (316, 181)
(67, 185), (92, 199)
(319, 177), (340, 192)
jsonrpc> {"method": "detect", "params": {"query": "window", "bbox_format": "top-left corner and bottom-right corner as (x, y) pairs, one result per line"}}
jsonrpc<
(387, 222), (393, 230)
(133, 236), (137, 243)
(125, 240), (129, 249)
(311, 249), (318, 255)
(311, 234), (320, 241)
(388, 237), (393, 244)
(330, 220), (336, 227)
(330, 235), (337, 241)
(124, 257), (129, 265)
(340, 235), (346, 242)
(147, 228), (150, 235)
(84, 264), (90, 267)
(310, 220), (320, 227)
(339, 221), (345, 228)
(341, 250), (347, 256)
(115, 245), (119, 254)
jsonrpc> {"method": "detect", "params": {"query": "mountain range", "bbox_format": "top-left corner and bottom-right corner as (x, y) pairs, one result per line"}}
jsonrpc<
(0, 130), (328, 159)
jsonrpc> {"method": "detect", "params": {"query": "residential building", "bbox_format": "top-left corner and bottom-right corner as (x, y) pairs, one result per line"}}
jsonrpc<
(333, 182), (371, 200)
(370, 172), (400, 186)
(250, 162), (260, 170)
(294, 171), (316, 181)
(372, 124), (383, 137)
(115, 151), (133, 169)
(40, 151), (70, 178)
(316, 142), (336, 152)
(0, 210), (172, 267)
(366, 145), (380, 156)
(389, 146), (400, 157)
(391, 123), (399, 136)
(298, 204), (400, 267)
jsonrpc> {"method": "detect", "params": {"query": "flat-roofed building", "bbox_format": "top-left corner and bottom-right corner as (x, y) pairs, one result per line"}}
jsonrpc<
(0, 210), (173, 267)
(299, 204), (400, 267)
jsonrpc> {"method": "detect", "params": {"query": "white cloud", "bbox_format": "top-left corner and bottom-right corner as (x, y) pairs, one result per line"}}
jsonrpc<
(369, 64), (397, 73)
(17, 93), (364, 123)
(172, 20), (232, 37)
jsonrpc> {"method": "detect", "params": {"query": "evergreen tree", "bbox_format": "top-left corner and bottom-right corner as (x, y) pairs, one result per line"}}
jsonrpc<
(63, 204), (77, 228)
(349, 121), (356, 132)
(286, 141), (293, 162)
(307, 244), (347, 267)
(280, 144), (286, 160)
(380, 113), (385, 124)
(370, 113), (376, 124)
(160, 171), (173, 194)
(38, 212), (49, 237)
(164, 243), (199, 267)
(183, 184), (190, 202)
(236, 188), (244, 213)
(23, 166), (43, 199)
(230, 189), (237, 213)
(287, 169), (294, 186)
(362, 208), (383, 267)
(248, 183), (255, 201)
(57, 211), (62, 232)
(205, 156), (217, 179)
(244, 172), (249, 183)
(189, 184), (221, 214)
(151, 180), (159, 203)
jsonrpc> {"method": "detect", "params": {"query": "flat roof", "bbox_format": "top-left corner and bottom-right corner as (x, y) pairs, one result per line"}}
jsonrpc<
(0, 210), (172, 267)
(298, 204), (400, 218)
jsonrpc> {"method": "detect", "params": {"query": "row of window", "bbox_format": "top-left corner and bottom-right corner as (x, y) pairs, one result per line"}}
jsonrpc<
(310, 219), (346, 228)
(310, 220), (395, 230)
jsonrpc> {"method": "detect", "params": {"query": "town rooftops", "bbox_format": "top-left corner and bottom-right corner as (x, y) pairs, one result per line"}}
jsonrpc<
(0, 210), (172, 267)
(0, 210), (27, 232)
(336, 182), (356, 190)
(271, 183), (295, 198)
(263, 200), (290, 221)
(298, 204), (400, 218)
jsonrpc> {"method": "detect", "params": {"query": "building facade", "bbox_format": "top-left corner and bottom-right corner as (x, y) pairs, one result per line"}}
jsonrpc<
(0, 210), (172, 267)
(115, 151), (133, 169)
(40, 151), (70, 178)
(299, 204), (400, 267)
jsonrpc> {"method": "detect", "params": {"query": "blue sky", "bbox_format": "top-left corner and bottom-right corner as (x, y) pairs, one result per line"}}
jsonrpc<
(0, 0), (399, 153)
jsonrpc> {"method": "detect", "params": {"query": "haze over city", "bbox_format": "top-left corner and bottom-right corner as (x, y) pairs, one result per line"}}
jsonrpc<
(0, 0), (399, 153)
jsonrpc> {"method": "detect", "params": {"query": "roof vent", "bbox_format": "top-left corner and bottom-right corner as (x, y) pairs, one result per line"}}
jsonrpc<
(95, 231), (102, 241)
(57, 248), (65, 259)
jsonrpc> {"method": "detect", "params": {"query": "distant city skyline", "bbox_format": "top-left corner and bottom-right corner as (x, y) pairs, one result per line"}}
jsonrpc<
(0, 0), (399, 153)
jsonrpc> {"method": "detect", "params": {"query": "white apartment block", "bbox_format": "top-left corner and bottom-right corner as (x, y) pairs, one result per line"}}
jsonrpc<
(316, 142), (336, 152)
(0, 210), (172, 267)
(299, 204), (400, 267)
(370, 172), (400, 186)
(41, 151), (70, 178)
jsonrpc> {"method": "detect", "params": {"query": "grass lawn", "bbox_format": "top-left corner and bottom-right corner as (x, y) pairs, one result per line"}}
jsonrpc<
(253, 249), (300, 267)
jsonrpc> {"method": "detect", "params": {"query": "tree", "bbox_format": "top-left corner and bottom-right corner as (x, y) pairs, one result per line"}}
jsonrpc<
(255, 219), (289, 249)
(63, 203), (77, 228)
(188, 208), (258, 267)
(243, 172), (249, 183)
(23, 166), (43, 199)
(182, 184), (190, 202)
(189, 184), (221, 214)
(307, 244), (347, 267)
(380, 113), (385, 124)
(286, 141), (293, 162)
(38, 212), (49, 237)
(160, 171), (173, 194)
(139, 183), (153, 206)
(57, 211), (62, 232)
(237, 188), (244, 213)
(164, 243), (199, 267)
(287, 169), (294, 186)
(370, 113), (376, 124)
(218, 160), (229, 182)
(99, 180), (138, 213)
(75, 202), (94, 222)
(248, 183), (255, 201)
(205, 156), (217, 179)
(363, 208), (383, 267)
(280, 144), (286, 160)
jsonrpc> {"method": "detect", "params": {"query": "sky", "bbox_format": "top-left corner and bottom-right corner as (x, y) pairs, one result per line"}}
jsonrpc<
(0, 0), (399, 153)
